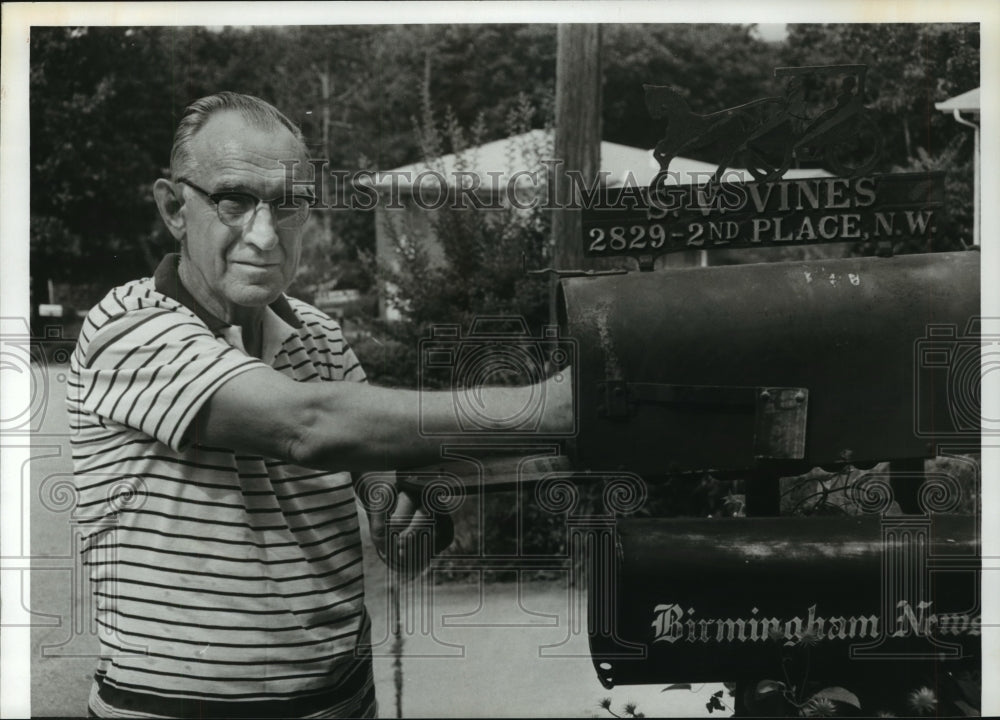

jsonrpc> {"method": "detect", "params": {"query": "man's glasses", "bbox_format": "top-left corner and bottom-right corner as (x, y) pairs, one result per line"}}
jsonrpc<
(177, 178), (312, 229)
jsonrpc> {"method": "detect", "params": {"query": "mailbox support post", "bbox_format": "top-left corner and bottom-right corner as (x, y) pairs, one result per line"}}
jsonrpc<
(889, 457), (925, 514)
(745, 473), (781, 516)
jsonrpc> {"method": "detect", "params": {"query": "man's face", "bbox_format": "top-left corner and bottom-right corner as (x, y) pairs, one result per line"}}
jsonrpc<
(178, 111), (309, 320)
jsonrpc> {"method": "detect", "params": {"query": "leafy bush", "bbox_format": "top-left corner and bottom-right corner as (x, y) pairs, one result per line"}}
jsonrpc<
(355, 93), (553, 388)
(780, 455), (979, 517)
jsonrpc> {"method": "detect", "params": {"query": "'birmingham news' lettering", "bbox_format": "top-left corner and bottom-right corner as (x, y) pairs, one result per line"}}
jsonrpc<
(650, 601), (981, 644)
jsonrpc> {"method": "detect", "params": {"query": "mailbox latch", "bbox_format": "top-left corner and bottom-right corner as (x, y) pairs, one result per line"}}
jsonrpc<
(753, 387), (808, 460)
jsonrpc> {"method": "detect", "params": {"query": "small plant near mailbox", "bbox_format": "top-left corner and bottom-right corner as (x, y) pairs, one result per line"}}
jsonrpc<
(735, 621), (980, 717)
(598, 696), (646, 718)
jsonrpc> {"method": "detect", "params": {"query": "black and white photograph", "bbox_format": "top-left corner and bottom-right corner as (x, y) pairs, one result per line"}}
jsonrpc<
(2, 2), (998, 717)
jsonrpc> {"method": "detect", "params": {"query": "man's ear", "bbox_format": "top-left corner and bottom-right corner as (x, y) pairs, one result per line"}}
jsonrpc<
(153, 178), (187, 240)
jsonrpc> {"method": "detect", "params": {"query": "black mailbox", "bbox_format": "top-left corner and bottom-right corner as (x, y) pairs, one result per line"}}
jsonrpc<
(587, 514), (980, 688)
(558, 251), (980, 475)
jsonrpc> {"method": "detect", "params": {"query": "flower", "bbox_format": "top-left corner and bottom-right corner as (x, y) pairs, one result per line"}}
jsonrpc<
(875, 712), (896, 718)
(623, 702), (638, 716)
(798, 628), (820, 647)
(802, 697), (837, 717)
(907, 687), (938, 715)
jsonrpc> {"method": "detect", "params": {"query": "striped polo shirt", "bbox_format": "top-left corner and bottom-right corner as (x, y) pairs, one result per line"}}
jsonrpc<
(67, 254), (375, 718)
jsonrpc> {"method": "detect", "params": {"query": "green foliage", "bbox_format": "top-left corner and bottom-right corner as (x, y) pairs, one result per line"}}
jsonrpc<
(357, 93), (553, 388)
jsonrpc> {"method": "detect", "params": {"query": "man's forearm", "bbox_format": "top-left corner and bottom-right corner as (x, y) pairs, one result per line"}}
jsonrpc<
(197, 366), (573, 474)
(292, 376), (572, 472)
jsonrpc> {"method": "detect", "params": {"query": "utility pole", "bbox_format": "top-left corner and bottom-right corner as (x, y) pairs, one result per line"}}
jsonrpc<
(550, 24), (603, 322)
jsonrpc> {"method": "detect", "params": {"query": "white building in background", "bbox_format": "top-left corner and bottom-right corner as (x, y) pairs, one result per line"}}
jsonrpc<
(936, 87), (980, 247)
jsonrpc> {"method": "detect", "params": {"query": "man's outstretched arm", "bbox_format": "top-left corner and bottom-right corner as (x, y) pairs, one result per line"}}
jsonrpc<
(191, 366), (574, 473)
(192, 366), (572, 571)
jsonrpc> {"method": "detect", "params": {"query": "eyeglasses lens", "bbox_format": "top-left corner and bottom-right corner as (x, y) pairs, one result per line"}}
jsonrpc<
(216, 195), (310, 228)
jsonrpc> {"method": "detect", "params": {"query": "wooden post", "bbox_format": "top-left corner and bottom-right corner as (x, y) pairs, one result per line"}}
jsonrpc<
(318, 65), (335, 251)
(550, 24), (602, 323)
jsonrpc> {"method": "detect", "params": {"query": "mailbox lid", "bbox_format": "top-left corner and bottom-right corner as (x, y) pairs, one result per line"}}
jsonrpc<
(559, 251), (980, 474)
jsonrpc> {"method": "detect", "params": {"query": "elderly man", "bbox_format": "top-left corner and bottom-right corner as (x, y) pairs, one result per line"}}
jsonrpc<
(68, 92), (571, 718)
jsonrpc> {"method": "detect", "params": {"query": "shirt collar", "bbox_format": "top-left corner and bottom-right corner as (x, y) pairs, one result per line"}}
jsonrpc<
(153, 253), (302, 331)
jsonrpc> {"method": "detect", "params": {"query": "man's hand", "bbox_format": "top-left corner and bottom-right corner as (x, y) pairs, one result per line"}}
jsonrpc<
(362, 476), (454, 578)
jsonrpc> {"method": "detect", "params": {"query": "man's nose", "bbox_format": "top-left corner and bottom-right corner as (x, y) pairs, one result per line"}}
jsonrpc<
(243, 204), (280, 251)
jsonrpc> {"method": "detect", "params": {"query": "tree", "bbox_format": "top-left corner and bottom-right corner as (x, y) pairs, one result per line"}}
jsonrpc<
(782, 23), (978, 165)
(781, 23), (979, 249)
(30, 27), (180, 294)
(602, 24), (782, 154)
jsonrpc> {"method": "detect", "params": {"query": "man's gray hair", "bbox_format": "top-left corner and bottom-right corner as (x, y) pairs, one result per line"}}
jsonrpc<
(169, 91), (307, 179)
